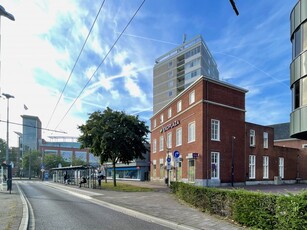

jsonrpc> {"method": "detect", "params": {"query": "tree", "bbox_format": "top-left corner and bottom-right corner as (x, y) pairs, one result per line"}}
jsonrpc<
(22, 150), (41, 178)
(43, 154), (66, 170)
(0, 138), (6, 163)
(78, 107), (150, 186)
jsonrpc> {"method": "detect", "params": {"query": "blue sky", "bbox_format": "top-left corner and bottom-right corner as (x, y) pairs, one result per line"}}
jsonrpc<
(0, 0), (297, 146)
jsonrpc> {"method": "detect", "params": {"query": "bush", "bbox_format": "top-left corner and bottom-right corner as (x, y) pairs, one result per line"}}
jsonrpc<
(170, 182), (307, 229)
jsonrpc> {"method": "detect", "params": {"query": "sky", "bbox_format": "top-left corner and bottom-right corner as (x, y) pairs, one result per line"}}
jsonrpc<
(0, 0), (298, 147)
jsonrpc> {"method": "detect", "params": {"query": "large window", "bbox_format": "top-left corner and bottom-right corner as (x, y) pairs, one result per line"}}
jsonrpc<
(153, 139), (157, 153)
(188, 159), (195, 182)
(153, 164), (156, 177)
(250, 130), (256, 147)
(263, 132), (268, 149)
(189, 90), (195, 105)
(167, 132), (172, 149)
(279, 157), (284, 179)
(168, 108), (172, 118)
(177, 161), (182, 180)
(211, 119), (220, 141)
(177, 100), (182, 113)
(153, 119), (156, 128)
(159, 163), (164, 179)
(160, 114), (164, 123)
(263, 156), (269, 179)
(176, 128), (182, 146)
(249, 155), (256, 179)
(159, 136), (164, 151)
(188, 121), (196, 143)
(211, 152), (220, 179)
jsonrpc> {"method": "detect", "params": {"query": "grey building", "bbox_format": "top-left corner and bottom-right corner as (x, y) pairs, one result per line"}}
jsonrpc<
(290, 0), (307, 139)
(21, 115), (42, 152)
(153, 35), (219, 113)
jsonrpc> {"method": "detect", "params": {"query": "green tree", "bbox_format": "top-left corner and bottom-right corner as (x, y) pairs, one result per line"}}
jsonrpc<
(22, 150), (41, 178)
(0, 138), (7, 163)
(43, 154), (66, 170)
(78, 107), (150, 186)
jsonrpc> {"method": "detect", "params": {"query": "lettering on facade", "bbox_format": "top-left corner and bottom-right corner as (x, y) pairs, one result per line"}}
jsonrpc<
(160, 120), (180, 133)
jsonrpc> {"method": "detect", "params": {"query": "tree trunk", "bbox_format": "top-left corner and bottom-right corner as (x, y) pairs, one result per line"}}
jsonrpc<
(113, 162), (116, 187)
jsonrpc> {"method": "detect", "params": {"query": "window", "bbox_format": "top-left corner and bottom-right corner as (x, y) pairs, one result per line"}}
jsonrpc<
(188, 159), (195, 182)
(211, 119), (220, 141)
(188, 121), (196, 143)
(263, 132), (268, 149)
(160, 114), (164, 123)
(153, 119), (156, 128)
(159, 163), (164, 179)
(293, 81), (300, 109)
(249, 155), (256, 179)
(168, 91), (173, 97)
(177, 100), (182, 113)
(211, 152), (220, 179)
(153, 139), (157, 153)
(279, 157), (284, 179)
(168, 61), (173, 68)
(159, 136), (164, 151)
(263, 156), (269, 179)
(168, 108), (172, 118)
(177, 161), (182, 180)
(250, 130), (256, 147)
(153, 164), (156, 177)
(176, 128), (182, 146)
(167, 132), (172, 149)
(189, 90), (195, 105)
(168, 70), (173, 78)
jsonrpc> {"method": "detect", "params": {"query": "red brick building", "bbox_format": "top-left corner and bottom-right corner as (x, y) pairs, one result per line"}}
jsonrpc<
(150, 76), (305, 186)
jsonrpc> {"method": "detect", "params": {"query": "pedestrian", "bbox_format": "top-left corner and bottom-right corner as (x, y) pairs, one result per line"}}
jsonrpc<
(79, 176), (87, 188)
(64, 173), (68, 184)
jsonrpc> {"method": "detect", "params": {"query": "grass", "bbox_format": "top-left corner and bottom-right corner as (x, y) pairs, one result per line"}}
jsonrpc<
(100, 181), (153, 192)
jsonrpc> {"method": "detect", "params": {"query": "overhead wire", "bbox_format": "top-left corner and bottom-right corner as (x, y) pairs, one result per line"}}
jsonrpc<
(46, 0), (106, 129)
(54, 0), (146, 131)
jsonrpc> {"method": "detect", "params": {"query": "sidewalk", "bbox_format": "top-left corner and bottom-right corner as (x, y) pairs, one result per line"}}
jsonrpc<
(0, 184), (23, 230)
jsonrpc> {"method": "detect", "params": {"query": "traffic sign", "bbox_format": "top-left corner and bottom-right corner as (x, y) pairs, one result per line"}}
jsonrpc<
(167, 156), (171, 162)
(173, 150), (180, 158)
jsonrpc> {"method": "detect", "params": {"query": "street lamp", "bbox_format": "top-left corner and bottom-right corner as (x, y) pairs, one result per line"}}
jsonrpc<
(231, 136), (236, 187)
(2, 93), (14, 164)
(0, 5), (15, 94)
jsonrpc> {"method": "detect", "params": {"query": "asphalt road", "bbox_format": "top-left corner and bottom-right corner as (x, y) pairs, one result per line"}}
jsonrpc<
(18, 181), (172, 230)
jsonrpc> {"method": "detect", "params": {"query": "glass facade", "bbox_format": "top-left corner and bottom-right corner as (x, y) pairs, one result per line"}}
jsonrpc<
(290, 0), (307, 139)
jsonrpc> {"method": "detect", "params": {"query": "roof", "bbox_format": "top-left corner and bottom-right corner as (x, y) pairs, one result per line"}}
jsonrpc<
(268, 122), (290, 140)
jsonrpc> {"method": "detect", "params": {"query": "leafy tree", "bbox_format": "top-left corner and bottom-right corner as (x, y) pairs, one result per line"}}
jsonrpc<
(72, 158), (86, 166)
(78, 107), (150, 186)
(22, 150), (41, 178)
(43, 154), (66, 170)
(0, 138), (7, 163)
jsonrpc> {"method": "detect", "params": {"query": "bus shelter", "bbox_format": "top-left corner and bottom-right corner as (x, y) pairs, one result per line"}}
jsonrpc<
(51, 165), (98, 189)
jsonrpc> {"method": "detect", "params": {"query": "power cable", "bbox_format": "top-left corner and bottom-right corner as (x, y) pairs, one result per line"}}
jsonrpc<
(54, 0), (146, 131)
(0, 120), (66, 133)
(46, 0), (106, 129)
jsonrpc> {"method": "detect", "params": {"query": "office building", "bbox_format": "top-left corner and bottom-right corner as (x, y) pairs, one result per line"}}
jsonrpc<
(21, 115), (42, 152)
(290, 0), (307, 139)
(153, 35), (219, 113)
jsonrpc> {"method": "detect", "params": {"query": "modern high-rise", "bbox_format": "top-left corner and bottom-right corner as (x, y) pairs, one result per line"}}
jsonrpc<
(21, 115), (42, 152)
(290, 0), (307, 139)
(153, 35), (219, 113)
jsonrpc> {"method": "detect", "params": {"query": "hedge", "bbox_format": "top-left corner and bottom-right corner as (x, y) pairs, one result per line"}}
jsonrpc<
(170, 182), (307, 229)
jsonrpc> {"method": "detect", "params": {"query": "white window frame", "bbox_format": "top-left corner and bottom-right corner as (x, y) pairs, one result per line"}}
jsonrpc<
(263, 156), (269, 179)
(160, 114), (164, 123)
(250, 129), (256, 147)
(211, 152), (220, 179)
(153, 163), (156, 177)
(263, 132), (268, 149)
(188, 121), (196, 143)
(211, 119), (220, 141)
(159, 136), (164, 151)
(279, 157), (284, 179)
(168, 108), (172, 118)
(249, 155), (256, 179)
(189, 90), (195, 105)
(177, 100), (182, 113)
(153, 119), (156, 128)
(176, 127), (182, 146)
(167, 132), (172, 149)
(187, 159), (195, 182)
(153, 139), (157, 153)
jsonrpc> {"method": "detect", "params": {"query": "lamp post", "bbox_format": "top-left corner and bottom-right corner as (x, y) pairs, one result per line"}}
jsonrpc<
(231, 136), (236, 187)
(2, 93), (14, 164)
(0, 5), (15, 94)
